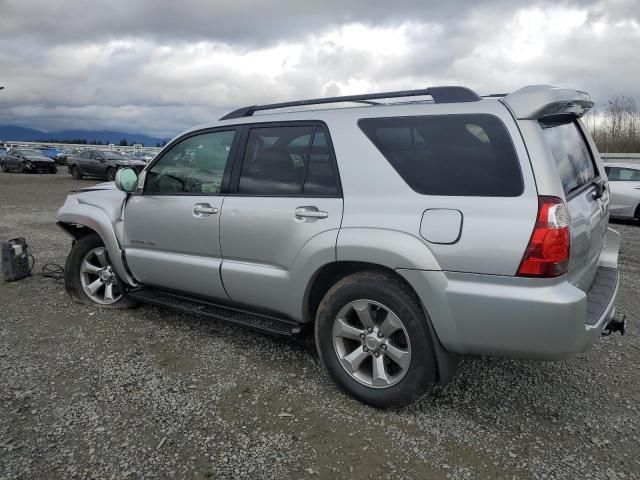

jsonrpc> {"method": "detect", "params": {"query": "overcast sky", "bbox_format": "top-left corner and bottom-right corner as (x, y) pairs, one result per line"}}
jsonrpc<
(0, 0), (638, 138)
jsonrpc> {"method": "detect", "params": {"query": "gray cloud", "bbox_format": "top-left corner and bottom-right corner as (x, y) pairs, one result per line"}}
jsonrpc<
(0, 0), (638, 138)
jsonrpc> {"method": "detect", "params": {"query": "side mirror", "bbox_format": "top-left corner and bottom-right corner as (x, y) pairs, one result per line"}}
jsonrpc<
(114, 168), (138, 192)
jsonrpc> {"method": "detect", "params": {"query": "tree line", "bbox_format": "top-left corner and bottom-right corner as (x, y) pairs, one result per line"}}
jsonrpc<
(585, 95), (640, 153)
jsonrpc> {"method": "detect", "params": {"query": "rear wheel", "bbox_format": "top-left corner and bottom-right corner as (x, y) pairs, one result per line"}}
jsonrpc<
(106, 167), (117, 182)
(315, 271), (437, 408)
(64, 233), (136, 308)
(70, 165), (83, 179)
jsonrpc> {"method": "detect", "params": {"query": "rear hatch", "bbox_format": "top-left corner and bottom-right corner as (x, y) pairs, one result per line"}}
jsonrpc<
(540, 120), (608, 291)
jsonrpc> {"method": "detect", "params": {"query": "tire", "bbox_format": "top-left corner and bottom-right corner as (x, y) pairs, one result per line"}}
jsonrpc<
(0, 162), (6, 173)
(50, 167), (58, 174)
(64, 233), (136, 309)
(70, 165), (83, 179)
(315, 270), (437, 408)
(20, 163), (29, 173)
(106, 167), (117, 182)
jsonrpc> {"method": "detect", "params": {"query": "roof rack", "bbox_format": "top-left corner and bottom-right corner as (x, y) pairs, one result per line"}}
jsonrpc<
(220, 86), (481, 120)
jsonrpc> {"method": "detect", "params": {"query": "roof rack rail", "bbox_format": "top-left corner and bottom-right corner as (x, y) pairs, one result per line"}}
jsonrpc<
(220, 86), (481, 120)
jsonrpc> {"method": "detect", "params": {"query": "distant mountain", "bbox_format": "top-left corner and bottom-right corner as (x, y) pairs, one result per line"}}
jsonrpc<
(0, 125), (168, 147)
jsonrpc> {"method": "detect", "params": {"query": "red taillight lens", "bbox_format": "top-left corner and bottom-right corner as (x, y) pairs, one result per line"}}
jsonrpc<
(517, 196), (570, 278)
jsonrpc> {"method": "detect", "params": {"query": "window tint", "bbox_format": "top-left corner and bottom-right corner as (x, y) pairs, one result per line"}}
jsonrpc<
(303, 131), (339, 196)
(607, 167), (640, 181)
(541, 122), (596, 195)
(359, 115), (523, 196)
(145, 130), (235, 194)
(239, 126), (313, 195)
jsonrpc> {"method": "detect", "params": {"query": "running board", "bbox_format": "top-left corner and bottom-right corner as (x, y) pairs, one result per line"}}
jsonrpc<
(128, 288), (305, 337)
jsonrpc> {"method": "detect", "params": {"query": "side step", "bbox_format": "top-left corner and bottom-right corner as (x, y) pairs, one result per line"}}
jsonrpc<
(128, 288), (306, 337)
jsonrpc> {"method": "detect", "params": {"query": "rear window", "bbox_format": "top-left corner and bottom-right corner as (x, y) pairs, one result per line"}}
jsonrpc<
(541, 121), (596, 195)
(358, 114), (523, 196)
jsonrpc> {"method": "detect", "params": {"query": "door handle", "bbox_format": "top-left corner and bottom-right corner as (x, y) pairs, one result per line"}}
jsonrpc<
(193, 203), (218, 216)
(295, 207), (328, 219)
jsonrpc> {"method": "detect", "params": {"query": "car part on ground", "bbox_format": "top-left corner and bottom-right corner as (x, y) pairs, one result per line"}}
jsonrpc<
(56, 85), (621, 407)
(1, 238), (32, 282)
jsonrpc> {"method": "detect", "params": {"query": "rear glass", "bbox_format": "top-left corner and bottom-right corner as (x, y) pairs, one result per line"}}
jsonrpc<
(358, 114), (523, 196)
(541, 122), (596, 195)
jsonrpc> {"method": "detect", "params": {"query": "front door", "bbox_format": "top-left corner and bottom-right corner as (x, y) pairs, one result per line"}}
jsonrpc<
(123, 128), (239, 299)
(220, 123), (343, 319)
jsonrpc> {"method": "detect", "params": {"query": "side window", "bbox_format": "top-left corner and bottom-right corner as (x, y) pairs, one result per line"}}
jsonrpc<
(303, 130), (340, 196)
(618, 168), (640, 181)
(145, 130), (236, 194)
(238, 125), (340, 196)
(359, 115), (523, 196)
(238, 125), (313, 195)
(82, 151), (92, 159)
(92, 151), (103, 160)
(606, 167), (620, 181)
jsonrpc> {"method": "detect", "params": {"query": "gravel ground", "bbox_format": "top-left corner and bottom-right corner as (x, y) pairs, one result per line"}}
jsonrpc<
(1, 171), (639, 480)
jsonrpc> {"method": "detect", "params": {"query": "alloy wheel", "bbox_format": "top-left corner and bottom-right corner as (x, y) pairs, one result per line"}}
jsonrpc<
(79, 247), (123, 305)
(332, 299), (411, 388)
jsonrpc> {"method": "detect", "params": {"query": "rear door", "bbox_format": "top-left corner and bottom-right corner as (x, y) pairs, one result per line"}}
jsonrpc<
(540, 120), (608, 290)
(219, 122), (343, 318)
(78, 151), (94, 174)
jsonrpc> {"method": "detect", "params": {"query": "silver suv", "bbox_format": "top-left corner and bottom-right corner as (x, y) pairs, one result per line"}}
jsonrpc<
(57, 85), (622, 407)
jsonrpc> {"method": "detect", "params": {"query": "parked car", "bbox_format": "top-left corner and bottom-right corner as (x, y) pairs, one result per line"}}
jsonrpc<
(38, 146), (61, 160)
(67, 150), (146, 181)
(1, 148), (57, 173)
(604, 163), (640, 222)
(57, 85), (622, 408)
(52, 148), (76, 165)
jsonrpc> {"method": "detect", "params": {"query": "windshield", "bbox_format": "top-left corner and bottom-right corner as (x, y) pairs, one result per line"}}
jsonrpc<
(19, 149), (45, 156)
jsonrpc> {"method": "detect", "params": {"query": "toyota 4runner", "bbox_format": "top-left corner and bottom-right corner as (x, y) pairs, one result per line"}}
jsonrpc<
(57, 85), (623, 407)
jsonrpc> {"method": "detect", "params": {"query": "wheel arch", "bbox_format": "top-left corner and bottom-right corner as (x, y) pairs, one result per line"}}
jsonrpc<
(57, 203), (137, 286)
(303, 261), (458, 385)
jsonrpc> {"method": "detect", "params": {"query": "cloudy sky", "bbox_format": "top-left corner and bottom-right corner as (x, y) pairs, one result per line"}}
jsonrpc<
(0, 0), (638, 138)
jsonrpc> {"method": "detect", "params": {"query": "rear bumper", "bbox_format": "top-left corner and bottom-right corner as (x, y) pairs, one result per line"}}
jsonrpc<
(399, 228), (621, 360)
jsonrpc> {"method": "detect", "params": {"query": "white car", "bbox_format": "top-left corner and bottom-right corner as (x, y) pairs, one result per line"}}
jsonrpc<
(604, 163), (640, 221)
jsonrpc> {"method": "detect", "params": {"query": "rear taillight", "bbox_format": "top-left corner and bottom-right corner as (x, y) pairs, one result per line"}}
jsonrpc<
(517, 196), (570, 278)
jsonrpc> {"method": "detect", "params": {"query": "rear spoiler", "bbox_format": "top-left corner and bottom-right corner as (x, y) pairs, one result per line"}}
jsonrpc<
(501, 85), (594, 121)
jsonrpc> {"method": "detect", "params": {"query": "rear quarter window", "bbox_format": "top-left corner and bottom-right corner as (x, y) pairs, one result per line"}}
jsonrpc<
(358, 114), (523, 196)
(541, 121), (596, 195)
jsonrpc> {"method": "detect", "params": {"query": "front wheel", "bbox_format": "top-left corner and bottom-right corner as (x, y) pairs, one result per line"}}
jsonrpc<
(315, 271), (437, 408)
(106, 167), (117, 182)
(64, 233), (136, 308)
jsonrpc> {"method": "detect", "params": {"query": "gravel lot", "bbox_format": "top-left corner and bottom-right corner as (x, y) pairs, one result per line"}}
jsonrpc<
(1, 171), (639, 480)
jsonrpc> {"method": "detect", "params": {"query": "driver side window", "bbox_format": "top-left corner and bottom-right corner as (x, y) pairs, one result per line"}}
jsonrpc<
(145, 130), (236, 194)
